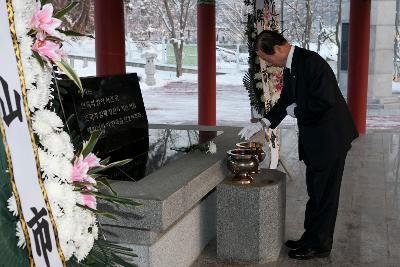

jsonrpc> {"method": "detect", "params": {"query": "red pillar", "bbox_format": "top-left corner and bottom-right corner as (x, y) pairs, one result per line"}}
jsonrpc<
(197, 1), (216, 127)
(347, 0), (371, 134)
(94, 0), (126, 76)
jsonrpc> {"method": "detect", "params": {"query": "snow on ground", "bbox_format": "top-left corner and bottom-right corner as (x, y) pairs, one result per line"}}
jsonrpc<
(71, 52), (400, 130)
(72, 60), (251, 125)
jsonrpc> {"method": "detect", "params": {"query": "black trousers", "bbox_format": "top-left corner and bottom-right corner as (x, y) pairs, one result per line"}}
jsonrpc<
(301, 151), (348, 250)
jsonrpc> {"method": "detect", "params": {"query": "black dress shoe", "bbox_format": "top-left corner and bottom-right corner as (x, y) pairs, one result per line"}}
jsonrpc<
(285, 238), (307, 250)
(288, 246), (330, 260)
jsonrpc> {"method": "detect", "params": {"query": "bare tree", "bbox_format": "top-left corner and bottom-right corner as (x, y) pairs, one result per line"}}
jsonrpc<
(162, 0), (196, 77)
(284, 0), (304, 44)
(49, 0), (94, 34)
(217, 0), (249, 44)
(284, 0), (313, 48)
(130, 0), (196, 77)
(317, 18), (335, 53)
(125, 1), (165, 41)
(161, 0), (192, 77)
(304, 0), (312, 49)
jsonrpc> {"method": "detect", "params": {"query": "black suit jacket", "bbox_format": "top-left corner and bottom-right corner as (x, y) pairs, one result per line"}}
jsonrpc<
(265, 46), (358, 170)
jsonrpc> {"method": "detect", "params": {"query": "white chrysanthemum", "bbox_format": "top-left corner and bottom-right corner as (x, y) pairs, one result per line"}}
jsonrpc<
(42, 132), (74, 159)
(44, 179), (64, 202)
(16, 221), (26, 248)
(27, 88), (51, 111)
(22, 62), (36, 89)
(64, 192), (80, 216)
(60, 240), (75, 261)
(271, 92), (280, 103)
(38, 148), (51, 176)
(268, 80), (274, 91)
(49, 201), (63, 218)
(261, 95), (266, 102)
(207, 141), (217, 154)
(41, 155), (73, 182)
(37, 147), (49, 162)
(91, 224), (99, 240)
(254, 72), (262, 79)
(36, 72), (52, 93)
(30, 58), (45, 76)
(57, 206), (98, 261)
(44, 179), (77, 215)
(32, 110), (64, 138)
(75, 208), (97, 227)
(266, 66), (281, 74)
(14, 18), (29, 38)
(12, 0), (36, 14)
(7, 195), (18, 216)
(44, 180), (68, 217)
(19, 35), (33, 58)
(75, 233), (94, 262)
(56, 216), (76, 247)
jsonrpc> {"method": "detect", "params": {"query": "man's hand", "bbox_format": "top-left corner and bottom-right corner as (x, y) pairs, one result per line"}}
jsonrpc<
(286, 103), (297, 118)
(238, 118), (271, 140)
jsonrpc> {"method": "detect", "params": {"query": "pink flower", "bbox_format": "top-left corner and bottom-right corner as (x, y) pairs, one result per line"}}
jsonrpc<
(83, 153), (101, 168)
(32, 38), (63, 62)
(274, 72), (282, 81)
(264, 11), (273, 21)
(70, 153), (102, 184)
(71, 156), (89, 183)
(31, 3), (62, 37)
(82, 192), (97, 209)
(275, 82), (283, 93)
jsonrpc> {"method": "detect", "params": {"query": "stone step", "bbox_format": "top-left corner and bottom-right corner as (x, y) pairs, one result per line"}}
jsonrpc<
(378, 96), (400, 104)
(368, 96), (400, 109)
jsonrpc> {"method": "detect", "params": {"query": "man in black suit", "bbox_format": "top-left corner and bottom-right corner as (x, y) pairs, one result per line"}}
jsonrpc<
(239, 30), (359, 260)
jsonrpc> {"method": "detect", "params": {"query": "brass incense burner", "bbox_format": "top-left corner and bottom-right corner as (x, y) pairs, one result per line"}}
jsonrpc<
(226, 149), (259, 184)
(236, 141), (266, 162)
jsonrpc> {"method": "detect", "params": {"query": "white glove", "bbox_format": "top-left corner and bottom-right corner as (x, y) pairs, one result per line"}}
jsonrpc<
(286, 103), (297, 118)
(251, 107), (263, 119)
(238, 118), (270, 140)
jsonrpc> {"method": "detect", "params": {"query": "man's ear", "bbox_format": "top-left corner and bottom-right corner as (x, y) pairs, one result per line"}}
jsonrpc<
(273, 45), (282, 54)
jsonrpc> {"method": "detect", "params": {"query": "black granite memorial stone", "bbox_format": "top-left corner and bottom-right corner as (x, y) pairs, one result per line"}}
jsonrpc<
(57, 74), (223, 182)
(58, 73), (149, 181)
(59, 73), (148, 151)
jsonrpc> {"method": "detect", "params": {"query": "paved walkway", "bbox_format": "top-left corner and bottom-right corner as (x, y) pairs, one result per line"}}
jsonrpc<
(192, 128), (400, 267)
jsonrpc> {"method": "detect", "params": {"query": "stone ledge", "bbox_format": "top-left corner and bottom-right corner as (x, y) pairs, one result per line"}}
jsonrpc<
(368, 96), (400, 109)
(99, 125), (240, 232)
(110, 192), (216, 267)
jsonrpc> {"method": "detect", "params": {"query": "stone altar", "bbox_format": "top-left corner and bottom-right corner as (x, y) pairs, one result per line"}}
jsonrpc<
(216, 169), (286, 264)
(98, 125), (237, 267)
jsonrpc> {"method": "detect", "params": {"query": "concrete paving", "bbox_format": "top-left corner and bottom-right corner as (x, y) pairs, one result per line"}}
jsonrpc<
(191, 128), (400, 267)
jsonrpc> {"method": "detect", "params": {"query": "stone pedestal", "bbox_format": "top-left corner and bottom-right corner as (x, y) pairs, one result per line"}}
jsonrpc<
(142, 48), (157, 86)
(216, 169), (286, 264)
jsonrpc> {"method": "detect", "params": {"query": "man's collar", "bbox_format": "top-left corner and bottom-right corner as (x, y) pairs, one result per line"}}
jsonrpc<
(286, 45), (295, 70)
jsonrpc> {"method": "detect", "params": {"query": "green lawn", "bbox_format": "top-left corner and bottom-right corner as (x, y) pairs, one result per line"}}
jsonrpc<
(167, 44), (197, 66)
